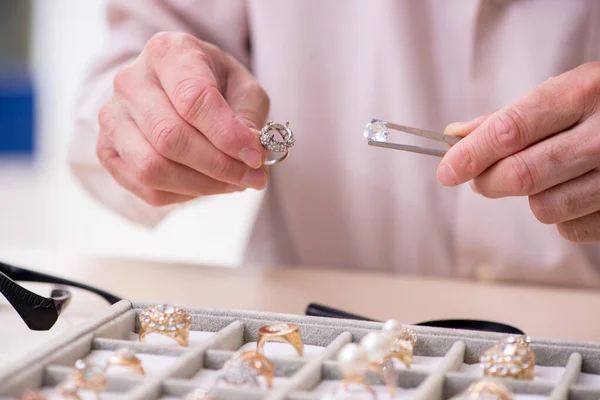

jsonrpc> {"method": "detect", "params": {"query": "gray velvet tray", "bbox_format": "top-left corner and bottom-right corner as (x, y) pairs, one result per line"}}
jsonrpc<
(1, 300), (600, 399)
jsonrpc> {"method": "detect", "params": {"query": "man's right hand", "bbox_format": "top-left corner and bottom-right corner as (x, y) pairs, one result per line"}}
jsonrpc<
(96, 32), (271, 207)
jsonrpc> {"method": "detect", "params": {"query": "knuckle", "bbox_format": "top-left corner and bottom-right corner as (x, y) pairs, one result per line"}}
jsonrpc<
(142, 189), (172, 207)
(151, 116), (182, 156)
(145, 32), (173, 58)
(97, 103), (113, 131)
(135, 154), (164, 187)
(504, 153), (538, 195)
(112, 64), (136, 96)
(173, 78), (217, 123)
(489, 108), (528, 154)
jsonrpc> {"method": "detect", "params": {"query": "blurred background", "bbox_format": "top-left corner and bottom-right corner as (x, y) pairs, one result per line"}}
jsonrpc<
(0, 0), (260, 267)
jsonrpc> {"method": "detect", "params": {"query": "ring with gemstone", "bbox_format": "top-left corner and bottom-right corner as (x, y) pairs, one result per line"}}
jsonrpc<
(18, 389), (47, 400)
(259, 121), (296, 166)
(103, 347), (145, 375)
(53, 381), (81, 400)
(256, 323), (304, 358)
(336, 343), (377, 399)
(65, 360), (106, 399)
(381, 319), (418, 368)
(138, 304), (192, 347)
(480, 335), (535, 380)
(214, 350), (274, 390)
(361, 332), (397, 398)
(452, 379), (514, 400)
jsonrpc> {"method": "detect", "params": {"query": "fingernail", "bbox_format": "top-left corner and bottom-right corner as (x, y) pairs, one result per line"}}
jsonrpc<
(469, 180), (481, 195)
(226, 185), (246, 193)
(437, 162), (458, 186)
(239, 149), (262, 169)
(241, 169), (267, 189)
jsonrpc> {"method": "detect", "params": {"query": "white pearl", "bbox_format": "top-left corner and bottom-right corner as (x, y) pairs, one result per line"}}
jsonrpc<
(337, 343), (369, 376)
(382, 319), (404, 336)
(360, 332), (393, 362)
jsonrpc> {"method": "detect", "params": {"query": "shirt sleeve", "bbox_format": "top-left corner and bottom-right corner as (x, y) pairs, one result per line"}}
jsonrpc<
(68, 0), (250, 228)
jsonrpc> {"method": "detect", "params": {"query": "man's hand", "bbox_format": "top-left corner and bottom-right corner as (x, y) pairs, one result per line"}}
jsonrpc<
(97, 32), (270, 207)
(437, 62), (600, 243)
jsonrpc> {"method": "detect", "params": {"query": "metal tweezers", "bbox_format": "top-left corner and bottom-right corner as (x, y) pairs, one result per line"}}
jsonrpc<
(366, 118), (462, 157)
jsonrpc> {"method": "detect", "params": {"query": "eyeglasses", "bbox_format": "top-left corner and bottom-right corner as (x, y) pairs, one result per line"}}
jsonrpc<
(0, 261), (122, 331)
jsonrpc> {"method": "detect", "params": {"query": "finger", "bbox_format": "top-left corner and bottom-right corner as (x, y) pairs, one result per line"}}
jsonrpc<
(528, 170), (600, 225)
(557, 210), (600, 244)
(97, 134), (195, 207)
(224, 56), (271, 132)
(444, 114), (492, 138)
(438, 65), (593, 186)
(471, 124), (598, 198)
(102, 108), (247, 197)
(115, 66), (269, 190)
(147, 34), (265, 169)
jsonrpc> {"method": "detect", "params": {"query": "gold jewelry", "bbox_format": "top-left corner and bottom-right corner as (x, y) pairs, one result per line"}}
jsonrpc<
(215, 350), (275, 390)
(104, 348), (145, 375)
(53, 381), (82, 400)
(480, 336), (535, 380)
(457, 379), (514, 400)
(65, 360), (106, 399)
(361, 332), (397, 397)
(18, 389), (47, 400)
(256, 323), (304, 357)
(382, 319), (417, 368)
(337, 343), (377, 399)
(139, 304), (192, 347)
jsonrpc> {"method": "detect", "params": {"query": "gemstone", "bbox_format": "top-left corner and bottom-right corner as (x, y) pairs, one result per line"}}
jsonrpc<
(168, 325), (177, 332)
(149, 322), (156, 328)
(157, 304), (176, 314)
(158, 325), (166, 331)
(518, 348), (528, 356)
(522, 362), (530, 368)
(363, 121), (388, 142)
(488, 366), (497, 374)
(506, 336), (516, 344)
(509, 366), (522, 375)
(497, 366), (508, 375)
(266, 324), (290, 333)
(176, 323), (186, 329)
(115, 348), (136, 359)
(502, 344), (517, 355)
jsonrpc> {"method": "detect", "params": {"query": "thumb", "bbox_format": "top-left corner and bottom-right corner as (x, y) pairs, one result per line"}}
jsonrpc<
(444, 113), (492, 138)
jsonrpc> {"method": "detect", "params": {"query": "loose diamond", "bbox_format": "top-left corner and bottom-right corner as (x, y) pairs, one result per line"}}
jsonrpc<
(363, 121), (388, 142)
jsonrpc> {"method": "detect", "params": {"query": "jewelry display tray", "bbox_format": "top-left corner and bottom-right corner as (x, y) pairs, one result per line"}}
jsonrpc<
(3, 300), (600, 399)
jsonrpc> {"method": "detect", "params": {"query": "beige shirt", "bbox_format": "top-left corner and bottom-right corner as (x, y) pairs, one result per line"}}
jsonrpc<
(69, 0), (600, 287)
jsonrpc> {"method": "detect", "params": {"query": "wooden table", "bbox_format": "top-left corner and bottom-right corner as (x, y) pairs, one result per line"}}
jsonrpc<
(1, 246), (600, 364)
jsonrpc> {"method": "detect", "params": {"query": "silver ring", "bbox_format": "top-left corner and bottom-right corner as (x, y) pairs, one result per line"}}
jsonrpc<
(260, 121), (295, 166)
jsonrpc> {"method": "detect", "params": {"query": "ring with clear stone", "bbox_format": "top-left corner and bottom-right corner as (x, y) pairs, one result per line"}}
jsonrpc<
(64, 360), (106, 399)
(479, 335), (535, 380)
(138, 304), (192, 347)
(259, 121), (296, 166)
(214, 350), (274, 390)
(451, 378), (514, 400)
(103, 347), (145, 375)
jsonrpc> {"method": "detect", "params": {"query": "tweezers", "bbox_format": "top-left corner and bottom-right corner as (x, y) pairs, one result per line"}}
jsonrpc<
(366, 118), (461, 157)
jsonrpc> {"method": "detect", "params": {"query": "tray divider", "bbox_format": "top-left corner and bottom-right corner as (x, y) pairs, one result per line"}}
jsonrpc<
(266, 331), (353, 400)
(436, 340), (466, 373)
(411, 373), (445, 400)
(158, 321), (244, 380)
(549, 352), (583, 400)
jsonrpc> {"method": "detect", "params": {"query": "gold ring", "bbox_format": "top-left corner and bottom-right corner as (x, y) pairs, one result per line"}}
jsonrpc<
(382, 319), (417, 368)
(215, 350), (275, 390)
(53, 381), (81, 400)
(256, 323), (304, 357)
(65, 360), (106, 399)
(454, 379), (514, 400)
(104, 348), (145, 375)
(139, 304), (192, 347)
(18, 389), (47, 400)
(480, 335), (535, 380)
(337, 343), (377, 399)
(361, 332), (397, 398)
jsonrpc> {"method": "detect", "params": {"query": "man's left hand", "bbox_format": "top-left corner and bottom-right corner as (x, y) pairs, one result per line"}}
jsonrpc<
(437, 62), (600, 243)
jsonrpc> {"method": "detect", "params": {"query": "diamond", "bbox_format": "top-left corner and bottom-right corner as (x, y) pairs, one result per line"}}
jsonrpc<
(502, 344), (517, 356)
(497, 365), (508, 375)
(148, 322), (156, 328)
(157, 304), (176, 314)
(168, 325), (177, 332)
(158, 324), (166, 331)
(176, 322), (186, 329)
(509, 366), (522, 375)
(363, 121), (388, 142)
(488, 366), (497, 374)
